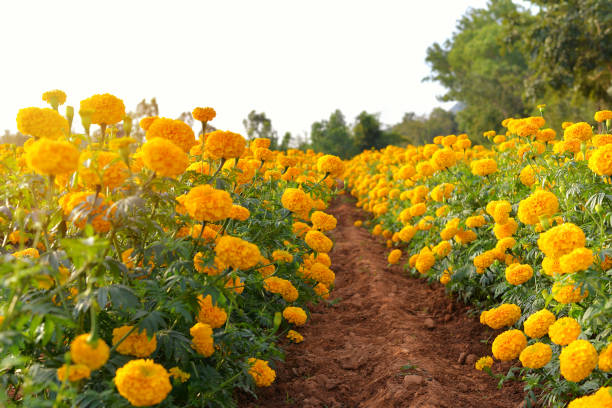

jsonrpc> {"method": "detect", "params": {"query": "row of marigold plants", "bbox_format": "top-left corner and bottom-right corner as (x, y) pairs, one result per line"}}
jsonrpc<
(344, 109), (611, 407)
(0, 90), (344, 407)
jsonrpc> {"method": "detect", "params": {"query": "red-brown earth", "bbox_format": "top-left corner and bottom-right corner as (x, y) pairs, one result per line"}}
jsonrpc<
(240, 195), (524, 408)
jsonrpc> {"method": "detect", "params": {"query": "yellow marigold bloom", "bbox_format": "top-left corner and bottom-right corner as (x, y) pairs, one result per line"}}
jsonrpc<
(493, 218), (518, 239)
(495, 237), (516, 253)
(541, 256), (562, 276)
(492, 329), (527, 361)
(311, 211), (337, 231)
(114, 359), (172, 407)
(505, 263), (533, 285)
(190, 323), (214, 357)
(79, 150), (129, 189)
(536, 128), (556, 142)
(553, 139), (581, 154)
(70, 334), (110, 370)
(492, 201), (511, 224)
(519, 165), (544, 187)
(192, 107), (216, 122)
(398, 224), (417, 242)
(388, 249), (402, 264)
(523, 309), (556, 338)
(564, 122), (593, 142)
(169, 367), (190, 383)
(184, 184), (233, 222)
(112, 326), (157, 358)
(42, 89), (67, 107)
(598, 344), (612, 372)
(304, 230), (333, 253)
(281, 188), (313, 215)
(560, 339), (598, 382)
(466, 215), (485, 228)
(25, 138), (78, 176)
(251, 138), (271, 149)
(263, 276), (299, 301)
(455, 229), (476, 244)
(552, 281), (588, 304)
(272, 250), (293, 263)
(568, 387), (612, 408)
(559, 247), (593, 274)
(204, 130), (246, 159)
(431, 148), (456, 170)
(409, 203), (426, 217)
(416, 161), (435, 177)
(229, 204), (250, 221)
(396, 164), (416, 180)
(432, 241), (452, 258)
(593, 134), (612, 147)
(57, 363), (91, 382)
(293, 221), (311, 237)
(248, 358), (276, 387)
(146, 117), (196, 152)
(415, 247), (435, 274)
(482, 304), (521, 330)
(303, 262), (335, 285)
(517, 190), (559, 226)
(594, 110), (612, 122)
(193, 252), (221, 275)
(474, 251), (495, 269)
(537, 223), (586, 258)
(435, 205), (449, 217)
(80, 93), (125, 125)
(317, 154), (345, 177)
(549, 317), (581, 345)
(197, 295), (227, 328)
(470, 158), (498, 176)
(283, 306), (307, 326)
(440, 270), (451, 285)
(17, 107), (69, 139)
(225, 276), (245, 294)
(519, 342), (552, 369)
(475, 356), (493, 371)
(588, 144), (612, 176)
(287, 330), (304, 343)
(139, 116), (158, 131)
(215, 236), (261, 270)
(314, 282), (330, 299)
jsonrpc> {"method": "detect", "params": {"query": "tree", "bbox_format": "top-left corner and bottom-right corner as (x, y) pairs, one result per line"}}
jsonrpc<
(310, 110), (356, 158)
(126, 98), (159, 142)
(392, 108), (458, 145)
(505, 0), (612, 108)
(353, 111), (401, 152)
(424, 0), (529, 135)
(279, 132), (291, 151)
(242, 110), (278, 149)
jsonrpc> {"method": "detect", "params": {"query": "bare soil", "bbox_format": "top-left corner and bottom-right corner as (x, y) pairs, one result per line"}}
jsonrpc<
(239, 195), (524, 408)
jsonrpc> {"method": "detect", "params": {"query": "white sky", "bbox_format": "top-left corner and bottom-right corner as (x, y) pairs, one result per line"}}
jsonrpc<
(0, 0), (492, 139)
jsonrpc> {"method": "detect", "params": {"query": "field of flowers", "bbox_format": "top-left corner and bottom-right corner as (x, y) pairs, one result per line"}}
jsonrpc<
(344, 111), (612, 407)
(0, 91), (345, 407)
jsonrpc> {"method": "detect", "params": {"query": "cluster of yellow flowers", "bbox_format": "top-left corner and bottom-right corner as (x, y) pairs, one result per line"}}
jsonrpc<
(343, 108), (611, 404)
(1, 90), (346, 406)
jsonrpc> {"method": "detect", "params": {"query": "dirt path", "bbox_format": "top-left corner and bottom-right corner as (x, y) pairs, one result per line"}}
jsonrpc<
(240, 195), (524, 408)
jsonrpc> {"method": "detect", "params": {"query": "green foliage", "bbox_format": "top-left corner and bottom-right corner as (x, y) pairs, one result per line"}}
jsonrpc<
(392, 108), (458, 145)
(310, 110), (357, 159)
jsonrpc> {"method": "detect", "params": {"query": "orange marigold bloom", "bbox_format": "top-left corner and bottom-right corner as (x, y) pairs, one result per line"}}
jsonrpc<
(519, 342), (552, 369)
(505, 263), (533, 285)
(548, 317), (581, 345)
(141, 137), (189, 178)
(139, 116), (158, 131)
(70, 334), (110, 370)
(42, 89), (67, 107)
(537, 223), (585, 258)
(80, 93), (125, 125)
(594, 110), (612, 122)
(523, 309), (556, 338)
(304, 230), (333, 253)
(26, 138), (79, 176)
(146, 117), (196, 152)
(114, 359), (172, 407)
(204, 130), (246, 160)
(190, 322), (214, 357)
(517, 190), (559, 226)
(552, 281), (588, 304)
(282, 306), (307, 326)
(112, 326), (157, 358)
(17, 107), (69, 139)
(192, 107), (216, 122)
(214, 235), (261, 270)
(563, 122), (593, 142)
(248, 358), (276, 387)
(197, 295), (227, 328)
(492, 329), (527, 361)
(588, 144), (612, 176)
(184, 184), (233, 222)
(317, 154), (345, 177)
(559, 339), (598, 382)
(79, 150), (129, 189)
(57, 363), (91, 382)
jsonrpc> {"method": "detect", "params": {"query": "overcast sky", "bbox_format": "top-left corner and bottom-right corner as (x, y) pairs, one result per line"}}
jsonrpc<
(0, 0), (493, 139)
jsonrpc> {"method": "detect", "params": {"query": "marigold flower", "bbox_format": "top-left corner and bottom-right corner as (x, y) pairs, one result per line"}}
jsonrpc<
(264, 276), (299, 301)
(114, 359), (172, 407)
(204, 130), (246, 159)
(17, 107), (69, 139)
(505, 263), (533, 285)
(192, 107), (216, 122)
(537, 223), (585, 258)
(229, 204), (250, 221)
(197, 295), (227, 328)
(42, 89), (67, 107)
(466, 215), (485, 228)
(287, 330), (304, 343)
(25, 138), (79, 176)
(272, 250), (293, 263)
(493, 218), (518, 239)
(314, 282), (330, 299)
(70, 334), (110, 370)
(598, 344), (612, 372)
(79, 150), (129, 189)
(593, 134), (612, 147)
(281, 188), (312, 215)
(57, 363), (91, 382)
(248, 358), (276, 387)
(310, 211), (337, 231)
(214, 235), (261, 270)
(80, 93), (125, 125)
(304, 230), (333, 253)
(482, 304), (521, 330)
(559, 247), (593, 274)
(523, 309), (556, 338)
(567, 387), (612, 408)
(139, 116), (158, 131)
(283, 306), (307, 326)
(475, 356), (493, 371)
(317, 154), (345, 177)
(415, 247), (435, 274)
(563, 122), (592, 142)
(190, 323), (214, 357)
(146, 117), (196, 152)
(560, 339), (598, 382)
(549, 317), (581, 345)
(388, 249), (402, 264)
(519, 342), (552, 369)
(432, 241), (452, 258)
(184, 184), (233, 222)
(112, 326), (157, 358)
(431, 148), (456, 170)
(474, 251), (495, 269)
(492, 329), (527, 361)
(552, 281), (588, 304)
(470, 158), (497, 176)
(517, 190), (559, 226)
(588, 144), (612, 176)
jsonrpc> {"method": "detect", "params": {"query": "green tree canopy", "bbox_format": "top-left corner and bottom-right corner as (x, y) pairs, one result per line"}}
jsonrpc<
(242, 110), (278, 149)
(310, 110), (357, 159)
